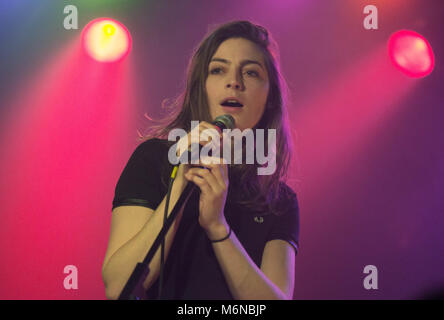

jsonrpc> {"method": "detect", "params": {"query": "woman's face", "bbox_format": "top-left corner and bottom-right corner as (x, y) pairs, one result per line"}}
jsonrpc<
(205, 37), (270, 131)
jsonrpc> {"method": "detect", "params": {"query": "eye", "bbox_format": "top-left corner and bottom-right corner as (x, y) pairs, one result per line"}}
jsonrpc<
(245, 70), (259, 77)
(209, 67), (223, 74)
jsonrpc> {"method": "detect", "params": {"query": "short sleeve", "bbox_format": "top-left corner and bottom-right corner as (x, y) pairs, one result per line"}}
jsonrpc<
(112, 139), (167, 211)
(265, 185), (300, 255)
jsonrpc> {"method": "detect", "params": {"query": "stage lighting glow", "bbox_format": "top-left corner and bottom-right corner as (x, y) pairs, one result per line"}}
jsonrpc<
(388, 30), (435, 78)
(103, 23), (116, 36)
(82, 18), (131, 63)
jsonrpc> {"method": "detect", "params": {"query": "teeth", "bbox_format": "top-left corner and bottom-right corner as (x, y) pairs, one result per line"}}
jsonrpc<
(224, 99), (242, 104)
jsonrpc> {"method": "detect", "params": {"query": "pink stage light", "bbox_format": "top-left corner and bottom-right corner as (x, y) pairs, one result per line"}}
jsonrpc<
(388, 30), (435, 78)
(82, 18), (131, 63)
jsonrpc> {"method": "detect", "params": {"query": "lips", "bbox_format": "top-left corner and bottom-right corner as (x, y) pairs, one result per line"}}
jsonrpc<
(220, 97), (244, 108)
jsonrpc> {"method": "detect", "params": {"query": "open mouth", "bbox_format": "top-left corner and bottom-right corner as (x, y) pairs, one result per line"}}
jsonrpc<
(220, 98), (244, 108)
(221, 102), (243, 108)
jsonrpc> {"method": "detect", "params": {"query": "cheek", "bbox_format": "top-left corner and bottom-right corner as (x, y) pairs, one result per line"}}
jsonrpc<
(205, 81), (218, 118)
(205, 81), (212, 101)
(204, 81), (210, 100)
(205, 78), (217, 97)
(247, 86), (268, 126)
(252, 84), (268, 111)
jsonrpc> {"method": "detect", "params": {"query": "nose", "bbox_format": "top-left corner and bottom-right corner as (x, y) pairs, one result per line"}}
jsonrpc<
(226, 72), (243, 90)
(226, 81), (241, 89)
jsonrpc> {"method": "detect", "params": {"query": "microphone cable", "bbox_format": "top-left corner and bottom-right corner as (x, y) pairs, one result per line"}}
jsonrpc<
(157, 164), (179, 300)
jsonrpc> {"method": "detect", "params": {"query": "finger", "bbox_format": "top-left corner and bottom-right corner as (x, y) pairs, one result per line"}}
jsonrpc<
(187, 167), (221, 193)
(191, 122), (221, 148)
(184, 123), (215, 163)
(220, 131), (234, 161)
(200, 127), (221, 147)
(204, 155), (228, 180)
(198, 157), (228, 189)
(185, 171), (212, 194)
(190, 155), (219, 168)
(188, 122), (211, 148)
(211, 165), (227, 190)
(200, 121), (222, 134)
(200, 123), (223, 148)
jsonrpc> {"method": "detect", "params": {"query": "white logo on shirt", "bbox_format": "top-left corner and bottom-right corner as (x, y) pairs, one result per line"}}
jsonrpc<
(254, 216), (264, 223)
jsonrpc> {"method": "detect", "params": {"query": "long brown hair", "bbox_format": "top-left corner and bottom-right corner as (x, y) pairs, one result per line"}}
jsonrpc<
(140, 20), (293, 216)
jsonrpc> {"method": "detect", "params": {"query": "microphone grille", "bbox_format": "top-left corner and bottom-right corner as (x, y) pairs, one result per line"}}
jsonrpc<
(214, 114), (235, 130)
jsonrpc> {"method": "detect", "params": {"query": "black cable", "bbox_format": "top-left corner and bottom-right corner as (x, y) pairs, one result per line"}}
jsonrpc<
(157, 165), (178, 300)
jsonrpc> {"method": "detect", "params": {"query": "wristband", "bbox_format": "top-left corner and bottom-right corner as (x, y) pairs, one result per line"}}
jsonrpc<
(210, 226), (232, 243)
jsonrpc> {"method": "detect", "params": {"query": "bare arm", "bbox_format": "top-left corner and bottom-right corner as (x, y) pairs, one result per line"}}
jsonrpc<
(184, 156), (296, 300)
(103, 122), (220, 299)
(102, 165), (189, 300)
(207, 223), (295, 300)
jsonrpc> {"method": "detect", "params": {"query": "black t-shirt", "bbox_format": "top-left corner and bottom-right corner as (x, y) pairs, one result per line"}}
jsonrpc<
(112, 138), (300, 299)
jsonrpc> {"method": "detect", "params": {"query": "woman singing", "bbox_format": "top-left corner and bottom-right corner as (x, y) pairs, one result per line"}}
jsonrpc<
(102, 20), (300, 300)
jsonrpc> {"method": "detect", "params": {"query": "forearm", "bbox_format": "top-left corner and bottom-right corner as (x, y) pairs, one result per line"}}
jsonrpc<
(103, 171), (188, 299)
(207, 223), (288, 300)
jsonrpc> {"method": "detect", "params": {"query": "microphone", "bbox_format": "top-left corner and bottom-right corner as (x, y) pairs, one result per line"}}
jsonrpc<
(213, 114), (235, 132)
(182, 114), (235, 164)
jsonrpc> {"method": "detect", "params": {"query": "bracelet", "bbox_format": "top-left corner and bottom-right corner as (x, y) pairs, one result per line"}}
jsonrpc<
(210, 226), (232, 243)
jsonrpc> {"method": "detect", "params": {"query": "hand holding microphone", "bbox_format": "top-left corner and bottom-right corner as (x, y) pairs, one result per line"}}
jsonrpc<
(175, 115), (236, 235)
(173, 114), (234, 174)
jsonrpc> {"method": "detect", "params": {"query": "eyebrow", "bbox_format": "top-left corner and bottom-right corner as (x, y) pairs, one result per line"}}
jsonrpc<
(209, 58), (264, 70)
